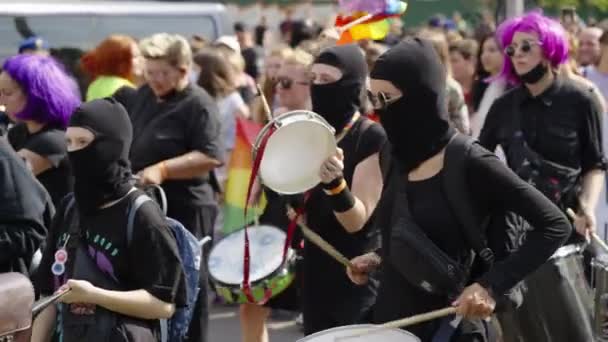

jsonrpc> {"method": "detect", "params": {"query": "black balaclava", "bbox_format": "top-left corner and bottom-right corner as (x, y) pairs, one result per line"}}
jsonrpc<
(311, 44), (368, 134)
(68, 98), (134, 215)
(370, 38), (455, 172)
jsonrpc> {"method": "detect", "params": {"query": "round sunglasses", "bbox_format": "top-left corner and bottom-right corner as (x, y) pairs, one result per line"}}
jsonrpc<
(277, 77), (310, 90)
(367, 90), (401, 110)
(504, 40), (542, 57)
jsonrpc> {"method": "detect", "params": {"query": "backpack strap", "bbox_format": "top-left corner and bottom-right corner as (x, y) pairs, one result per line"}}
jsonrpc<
(160, 319), (168, 342)
(64, 194), (80, 247)
(443, 134), (494, 265)
(126, 194), (153, 246)
(124, 193), (168, 342)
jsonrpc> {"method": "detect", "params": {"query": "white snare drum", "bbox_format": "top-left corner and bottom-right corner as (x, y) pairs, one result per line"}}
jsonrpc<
(254, 110), (336, 194)
(208, 225), (296, 303)
(297, 325), (420, 342)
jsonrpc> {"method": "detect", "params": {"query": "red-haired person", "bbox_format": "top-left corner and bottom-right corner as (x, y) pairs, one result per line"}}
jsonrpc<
(81, 35), (143, 101)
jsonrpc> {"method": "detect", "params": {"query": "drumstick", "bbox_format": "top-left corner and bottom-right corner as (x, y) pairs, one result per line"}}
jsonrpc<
(335, 307), (458, 341)
(256, 84), (273, 122)
(297, 221), (354, 269)
(566, 208), (608, 252)
(286, 206), (353, 268)
(32, 288), (72, 319)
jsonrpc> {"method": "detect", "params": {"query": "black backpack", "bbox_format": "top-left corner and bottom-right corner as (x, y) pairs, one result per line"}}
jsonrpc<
(379, 134), (526, 311)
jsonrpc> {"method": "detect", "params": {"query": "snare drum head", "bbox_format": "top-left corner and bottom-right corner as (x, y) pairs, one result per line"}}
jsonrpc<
(260, 111), (336, 194)
(208, 225), (287, 285)
(297, 325), (420, 342)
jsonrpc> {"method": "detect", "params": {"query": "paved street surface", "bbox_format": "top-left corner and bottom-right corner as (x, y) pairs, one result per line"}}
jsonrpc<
(210, 304), (304, 342)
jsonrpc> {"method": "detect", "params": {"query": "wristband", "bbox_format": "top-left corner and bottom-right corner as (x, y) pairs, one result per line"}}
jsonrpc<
(329, 186), (356, 213)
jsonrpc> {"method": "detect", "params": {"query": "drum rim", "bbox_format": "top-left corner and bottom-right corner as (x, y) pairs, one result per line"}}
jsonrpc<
(255, 111), (337, 194)
(254, 110), (335, 148)
(208, 225), (297, 286)
(551, 243), (584, 259)
(296, 324), (421, 342)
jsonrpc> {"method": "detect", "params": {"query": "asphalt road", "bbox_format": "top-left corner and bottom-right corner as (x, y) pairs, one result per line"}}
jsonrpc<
(210, 304), (304, 342)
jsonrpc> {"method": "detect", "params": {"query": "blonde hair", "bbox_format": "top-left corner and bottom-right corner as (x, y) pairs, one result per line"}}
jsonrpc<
(418, 29), (451, 75)
(214, 44), (246, 73)
(267, 44), (294, 60)
(139, 33), (192, 68)
(283, 48), (314, 68)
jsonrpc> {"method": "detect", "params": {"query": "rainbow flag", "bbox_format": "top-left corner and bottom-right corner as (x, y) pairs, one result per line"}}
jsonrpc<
(223, 118), (267, 235)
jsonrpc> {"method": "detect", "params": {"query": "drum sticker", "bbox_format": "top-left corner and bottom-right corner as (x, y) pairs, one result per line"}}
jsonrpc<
(260, 234), (276, 246)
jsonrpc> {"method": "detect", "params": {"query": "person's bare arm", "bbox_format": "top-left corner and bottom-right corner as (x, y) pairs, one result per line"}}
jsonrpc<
(334, 153), (383, 233)
(31, 303), (56, 342)
(60, 280), (175, 320)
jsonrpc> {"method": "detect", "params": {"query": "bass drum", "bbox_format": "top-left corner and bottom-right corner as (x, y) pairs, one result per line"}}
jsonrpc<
(498, 244), (594, 342)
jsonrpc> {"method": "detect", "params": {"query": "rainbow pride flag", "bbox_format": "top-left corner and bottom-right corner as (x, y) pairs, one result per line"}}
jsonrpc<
(223, 118), (267, 235)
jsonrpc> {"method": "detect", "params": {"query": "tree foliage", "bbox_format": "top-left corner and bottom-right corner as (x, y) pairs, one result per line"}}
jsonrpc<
(538, 0), (608, 11)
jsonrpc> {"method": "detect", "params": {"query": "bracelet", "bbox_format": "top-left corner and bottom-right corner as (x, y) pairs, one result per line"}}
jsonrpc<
(324, 179), (347, 195)
(322, 177), (343, 190)
(158, 161), (169, 180)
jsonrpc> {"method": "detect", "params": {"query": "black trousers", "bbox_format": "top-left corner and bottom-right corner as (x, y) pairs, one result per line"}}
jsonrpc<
(167, 202), (218, 342)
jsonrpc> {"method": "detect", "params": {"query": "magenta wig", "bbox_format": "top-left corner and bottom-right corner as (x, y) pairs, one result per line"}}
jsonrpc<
(2, 54), (81, 128)
(496, 10), (568, 84)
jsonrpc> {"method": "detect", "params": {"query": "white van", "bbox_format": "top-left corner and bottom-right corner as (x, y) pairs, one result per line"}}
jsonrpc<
(0, 1), (231, 61)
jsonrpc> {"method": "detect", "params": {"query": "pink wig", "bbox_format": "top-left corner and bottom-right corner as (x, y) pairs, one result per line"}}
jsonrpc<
(496, 10), (568, 85)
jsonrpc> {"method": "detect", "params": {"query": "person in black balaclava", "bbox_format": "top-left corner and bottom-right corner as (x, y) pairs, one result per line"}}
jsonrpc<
(67, 99), (133, 215)
(32, 99), (187, 342)
(368, 37), (455, 172)
(311, 44), (367, 134)
(290, 44), (387, 336)
(345, 38), (571, 341)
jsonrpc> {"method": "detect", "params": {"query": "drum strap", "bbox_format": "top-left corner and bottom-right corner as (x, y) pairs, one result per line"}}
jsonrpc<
(243, 124), (277, 304)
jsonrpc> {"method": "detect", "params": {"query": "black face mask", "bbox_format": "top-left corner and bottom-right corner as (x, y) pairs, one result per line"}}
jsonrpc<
(311, 81), (360, 134)
(68, 99), (133, 215)
(518, 62), (549, 84)
(371, 38), (454, 172)
(311, 44), (368, 134)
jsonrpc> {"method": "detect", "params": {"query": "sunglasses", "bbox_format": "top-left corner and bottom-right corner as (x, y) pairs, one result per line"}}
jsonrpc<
(367, 90), (401, 110)
(504, 40), (542, 57)
(277, 77), (309, 90)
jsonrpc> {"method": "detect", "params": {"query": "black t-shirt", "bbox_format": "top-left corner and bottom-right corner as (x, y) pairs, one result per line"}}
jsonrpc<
(125, 84), (223, 206)
(8, 123), (72, 206)
(373, 143), (571, 332)
(35, 189), (187, 306)
(480, 76), (607, 173)
(302, 118), (386, 306)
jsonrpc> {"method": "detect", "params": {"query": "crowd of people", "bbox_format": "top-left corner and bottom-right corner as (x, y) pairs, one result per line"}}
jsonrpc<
(0, 5), (607, 342)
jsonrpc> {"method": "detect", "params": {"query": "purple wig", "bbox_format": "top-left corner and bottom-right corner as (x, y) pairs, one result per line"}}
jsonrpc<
(496, 10), (569, 85)
(2, 54), (81, 128)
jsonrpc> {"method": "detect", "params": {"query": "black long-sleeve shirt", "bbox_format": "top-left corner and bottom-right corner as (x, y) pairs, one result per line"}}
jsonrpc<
(374, 142), (571, 335)
(479, 76), (606, 173)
